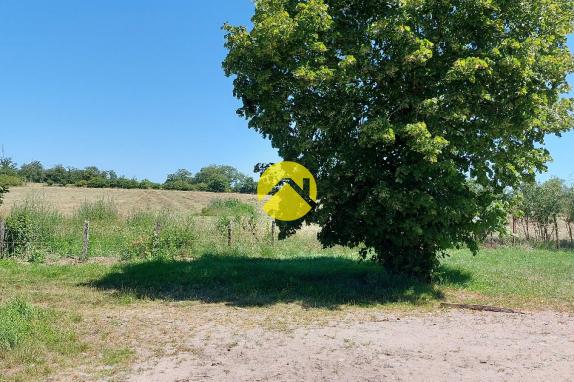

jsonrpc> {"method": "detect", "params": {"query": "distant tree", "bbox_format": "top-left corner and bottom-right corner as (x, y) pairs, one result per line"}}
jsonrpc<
(518, 182), (538, 240)
(0, 157), (18, 176)
(0, 157), (24, 186)
(166, 169), (194, 183)
(565, 187), (574, 245)
(86, 177), (109, 188)
(193, 165), (249, 192)
(19, 161), (45, 182)
(224, 0), (574, 278)
(164, 169), (195, 190)
(206, 176), (228, 192)
(162, 166), (256, 193)
(45, 165), (68, 185)
(82, 166), (102, 181)
(534, 179), (566, 246)
(193, 166), (231, 191)
(103, 170), (118, 181)
(233, 176), (257, 194)
(139, 179), (161, 190)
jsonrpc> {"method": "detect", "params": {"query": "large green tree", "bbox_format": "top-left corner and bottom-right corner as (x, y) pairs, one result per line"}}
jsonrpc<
(224, 0), (574, 278)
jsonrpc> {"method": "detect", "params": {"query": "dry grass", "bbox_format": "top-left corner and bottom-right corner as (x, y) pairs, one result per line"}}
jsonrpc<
(0, 184), (258, 218)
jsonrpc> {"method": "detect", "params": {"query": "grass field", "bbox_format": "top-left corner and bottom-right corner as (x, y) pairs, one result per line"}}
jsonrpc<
(1, 185), (573, 381)
(1, 246), (573, 381)
(0, 184), (257, 217)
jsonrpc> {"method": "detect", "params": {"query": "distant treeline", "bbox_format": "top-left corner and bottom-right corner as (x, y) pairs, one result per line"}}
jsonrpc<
(511, 178), (574, 245)
(0, 158), (257, 194)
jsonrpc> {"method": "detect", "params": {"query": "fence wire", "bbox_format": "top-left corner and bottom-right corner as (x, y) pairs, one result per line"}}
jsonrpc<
(0, 217), (284, 261)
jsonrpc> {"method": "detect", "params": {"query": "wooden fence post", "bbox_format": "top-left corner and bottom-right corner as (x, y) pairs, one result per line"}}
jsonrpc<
(227, 221), (232, 247)
(271, 221), (275, 245)
(82, 220), (90, 261)
(0, 219), (5, 257)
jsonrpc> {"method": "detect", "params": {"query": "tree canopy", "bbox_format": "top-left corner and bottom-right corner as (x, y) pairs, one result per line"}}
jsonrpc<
(164, 165), (257, 193)
(224, 0), (574, 278)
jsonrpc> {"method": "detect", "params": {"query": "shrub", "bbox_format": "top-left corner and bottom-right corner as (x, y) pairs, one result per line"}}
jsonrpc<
(0, 174), (24, 187)
(86, 177), (110, 188)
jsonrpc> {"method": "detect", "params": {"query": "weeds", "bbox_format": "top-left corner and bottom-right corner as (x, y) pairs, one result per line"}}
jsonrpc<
(3, 197), (62, 257)
(0, 298), (84, 381)
(74, 198), (118, 222)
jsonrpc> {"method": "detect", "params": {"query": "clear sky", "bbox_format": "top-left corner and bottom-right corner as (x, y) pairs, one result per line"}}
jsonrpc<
(0, 1), (572, 183)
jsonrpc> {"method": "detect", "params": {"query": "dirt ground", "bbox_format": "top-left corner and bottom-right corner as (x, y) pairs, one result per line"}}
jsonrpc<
(49, 303), (574, 382)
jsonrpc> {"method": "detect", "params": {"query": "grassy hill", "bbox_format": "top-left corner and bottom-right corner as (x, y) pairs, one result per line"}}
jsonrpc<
(0, 183), (258, 217)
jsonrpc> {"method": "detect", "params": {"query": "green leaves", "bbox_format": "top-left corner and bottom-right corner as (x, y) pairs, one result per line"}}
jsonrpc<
(224, 0), (574, 279)
(446, 57), (493, 83)
(399, 122), (449, 163)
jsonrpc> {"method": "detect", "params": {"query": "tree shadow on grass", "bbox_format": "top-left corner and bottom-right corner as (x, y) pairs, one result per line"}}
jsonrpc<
(89, 254), (472, 309)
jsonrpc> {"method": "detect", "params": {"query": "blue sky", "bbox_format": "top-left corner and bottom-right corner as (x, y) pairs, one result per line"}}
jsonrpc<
(0, 1), (572, 183)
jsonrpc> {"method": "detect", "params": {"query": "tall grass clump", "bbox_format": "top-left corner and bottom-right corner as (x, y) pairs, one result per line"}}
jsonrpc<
(0, 299), (43, 352)
(74, 198), (119, 222)
(202, 199), (257, 219)
(0, 298), (84, 379)
(202, 199), (260, 239)
(3, 197), (63, 258)
(123, 211), (199, 260)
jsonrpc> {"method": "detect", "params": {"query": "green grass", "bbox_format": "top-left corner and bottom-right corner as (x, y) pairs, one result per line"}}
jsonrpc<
(0, 246), (573, 379)
(0, 299), (85, 382)
(101, 347), (135, 366)
(1, 246), (572, 310)
(0, 196), (263, 261)
(90, 254), (444, 308)
(201, 198), (257, 218)
(440, 247), (574, 309)
(74, 198), (119, 222)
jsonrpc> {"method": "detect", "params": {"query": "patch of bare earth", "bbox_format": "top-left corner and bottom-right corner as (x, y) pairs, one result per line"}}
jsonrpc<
(51, 303), (574, 382)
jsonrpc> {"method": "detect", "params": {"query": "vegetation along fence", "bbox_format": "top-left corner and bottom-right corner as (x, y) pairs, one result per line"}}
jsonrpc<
(0, 198), (294, 262)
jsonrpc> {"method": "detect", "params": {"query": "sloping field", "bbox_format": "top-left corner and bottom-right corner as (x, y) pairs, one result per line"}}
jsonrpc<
(0, 184), (258, 217)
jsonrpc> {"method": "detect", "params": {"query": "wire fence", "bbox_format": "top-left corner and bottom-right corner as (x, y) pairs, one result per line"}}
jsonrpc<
(0, 217), (286, 261)
(2, 214), (572, 262)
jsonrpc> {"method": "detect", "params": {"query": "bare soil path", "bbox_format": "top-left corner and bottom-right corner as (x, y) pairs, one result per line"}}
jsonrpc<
(120, 308), (573, 382)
